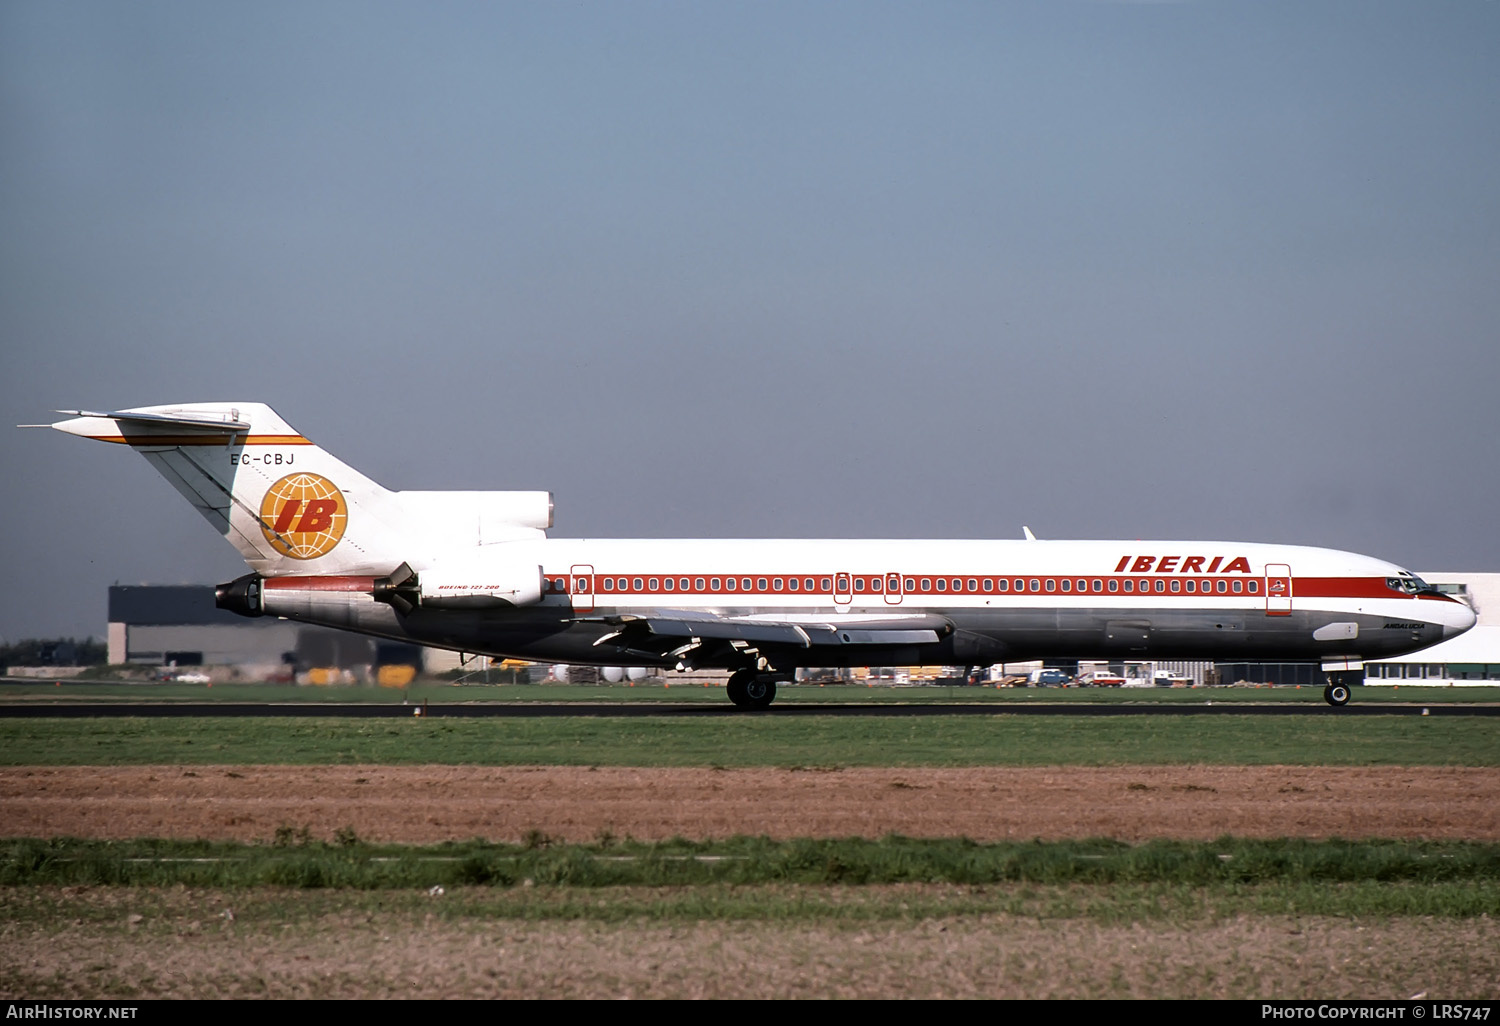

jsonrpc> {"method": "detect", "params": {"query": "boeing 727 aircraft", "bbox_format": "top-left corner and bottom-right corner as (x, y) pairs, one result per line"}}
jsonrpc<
(39, 403), (1476, 707)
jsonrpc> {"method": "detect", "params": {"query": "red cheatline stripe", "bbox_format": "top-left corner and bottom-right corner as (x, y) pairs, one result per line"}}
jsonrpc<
(262, 576), (377, 592)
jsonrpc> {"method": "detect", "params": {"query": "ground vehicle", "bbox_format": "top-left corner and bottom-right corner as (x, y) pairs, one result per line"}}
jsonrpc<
(1075, 669), (1126, 687)
(40, 402), (1477, 709)
(1028, 668), (1072, 687)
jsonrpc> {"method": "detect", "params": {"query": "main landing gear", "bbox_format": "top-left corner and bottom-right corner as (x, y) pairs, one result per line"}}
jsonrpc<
(726, 669), (779, 710)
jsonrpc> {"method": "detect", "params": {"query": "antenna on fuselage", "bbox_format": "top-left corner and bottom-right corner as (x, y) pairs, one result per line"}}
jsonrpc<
(1022, 526), (1037, 541)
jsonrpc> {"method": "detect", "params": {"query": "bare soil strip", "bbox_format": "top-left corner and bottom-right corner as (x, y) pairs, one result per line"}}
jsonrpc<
(4, 765), (1496, 842)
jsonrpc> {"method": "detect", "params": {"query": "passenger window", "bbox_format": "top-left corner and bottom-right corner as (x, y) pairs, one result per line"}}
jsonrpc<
(921, 579), (932, 592)
(805, 578), (816, 591)
(1029, 579), (1039, 592)
(1170, 580), (1180, 593)
(1232, 580), (1243, 594)
(694, 578), (705, 590)
(821, 578), (832, 591)
(1060, 579), (1071, 593)
(1092, 580), (1103, 593)
(1124, 580), (1134, 593)
(711, 578), (721, 590)
(1248, 581), (1259, 594)
(968, 579), (978, 592)
(680, 578), (690, 591)
(1154, 580), (1165, 593)
(648, 578), (659, 591)
(1045, 579), (1056, 592)
(742, 578), (752, 591)
(1108, 580), (1118, 593)
(982, 579), (993, 592)
(632, 578), (642, 591)
(758, 578), (767, 591)
(726, 578), (737, 591)
(1216, 580), (1227, 594)
(773, 578), (783, 590)
(789, 578), (799, 591)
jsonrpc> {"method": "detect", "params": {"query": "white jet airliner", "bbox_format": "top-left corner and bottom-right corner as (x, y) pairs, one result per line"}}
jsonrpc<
(39, 403), (1475, 708)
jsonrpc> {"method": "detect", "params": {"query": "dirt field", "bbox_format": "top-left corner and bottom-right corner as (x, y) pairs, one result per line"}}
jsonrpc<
(6, 887), (1498, 999)
(6, 765), (1499, 999)
(3, 764), (1497, 842)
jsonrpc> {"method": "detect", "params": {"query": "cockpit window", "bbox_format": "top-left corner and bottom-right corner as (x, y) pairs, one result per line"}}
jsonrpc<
(1386, 573), (1438, 595)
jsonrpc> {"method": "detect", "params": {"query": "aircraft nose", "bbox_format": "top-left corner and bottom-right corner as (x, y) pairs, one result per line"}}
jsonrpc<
(1443, 601), (1478, 639)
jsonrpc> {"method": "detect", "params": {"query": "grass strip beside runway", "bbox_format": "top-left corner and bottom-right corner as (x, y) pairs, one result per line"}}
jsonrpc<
(2, 714), (1498, 766)
(4, 836), (1499, 912)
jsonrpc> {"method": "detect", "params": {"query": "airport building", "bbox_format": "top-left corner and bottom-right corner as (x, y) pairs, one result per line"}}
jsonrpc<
(107, 585), (428, 683)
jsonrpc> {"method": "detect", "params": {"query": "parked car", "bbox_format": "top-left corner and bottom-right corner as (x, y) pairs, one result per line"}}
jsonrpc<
(1028, 669), (1073, 687)
(1075, 670), (1126, 687)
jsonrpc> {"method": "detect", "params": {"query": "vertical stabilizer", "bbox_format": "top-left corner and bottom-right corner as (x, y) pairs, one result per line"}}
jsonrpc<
(48, 403), (408, 575)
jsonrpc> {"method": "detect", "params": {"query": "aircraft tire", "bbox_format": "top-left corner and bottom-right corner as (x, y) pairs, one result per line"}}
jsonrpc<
(726, 670), (752, 707)
(1323, 683), (1351, 707)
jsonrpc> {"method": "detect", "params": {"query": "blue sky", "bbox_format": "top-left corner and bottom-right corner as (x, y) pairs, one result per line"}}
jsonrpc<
(3, 1), (1497, 639)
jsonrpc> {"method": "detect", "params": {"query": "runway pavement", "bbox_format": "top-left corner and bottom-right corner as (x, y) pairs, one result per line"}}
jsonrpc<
(0, 701), (1494, 717)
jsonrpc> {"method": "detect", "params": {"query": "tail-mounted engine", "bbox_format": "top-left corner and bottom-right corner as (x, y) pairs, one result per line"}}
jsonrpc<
(373, 560), (544, 614)
(217, 559), (544, 622)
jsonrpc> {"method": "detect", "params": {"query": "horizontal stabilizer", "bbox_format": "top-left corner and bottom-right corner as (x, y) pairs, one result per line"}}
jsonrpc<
(53, 409), (253, 432)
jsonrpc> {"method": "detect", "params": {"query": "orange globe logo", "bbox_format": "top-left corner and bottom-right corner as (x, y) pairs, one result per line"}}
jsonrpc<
(258, 473), (347, 560)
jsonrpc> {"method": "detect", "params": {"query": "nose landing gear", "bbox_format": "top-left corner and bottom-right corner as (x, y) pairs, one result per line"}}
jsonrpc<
(1323, 682), (1351, 707)
(1322, 669), (1361, 707)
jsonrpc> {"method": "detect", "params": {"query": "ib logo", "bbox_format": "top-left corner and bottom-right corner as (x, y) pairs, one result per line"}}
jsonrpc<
(258, 473), (347, 559)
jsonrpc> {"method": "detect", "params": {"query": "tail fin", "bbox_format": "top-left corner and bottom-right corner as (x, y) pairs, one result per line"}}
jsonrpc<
(47, 403), (409, 575)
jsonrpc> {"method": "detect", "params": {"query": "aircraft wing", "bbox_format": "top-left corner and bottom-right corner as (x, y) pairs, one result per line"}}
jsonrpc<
(589, 610), (952, 660)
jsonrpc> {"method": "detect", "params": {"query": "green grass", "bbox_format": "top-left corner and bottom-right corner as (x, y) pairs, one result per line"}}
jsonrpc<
(5, 679), (1498, 705)
(2, 713), (1497, 766)
(4, 836), (1496, 916)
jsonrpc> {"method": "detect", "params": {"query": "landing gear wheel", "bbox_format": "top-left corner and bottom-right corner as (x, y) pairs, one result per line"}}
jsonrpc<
(1324, 683), (1351, 707)
(726, 670), (751, 707)
(742, 676), (777, 710)
(726, 670), (776, 709)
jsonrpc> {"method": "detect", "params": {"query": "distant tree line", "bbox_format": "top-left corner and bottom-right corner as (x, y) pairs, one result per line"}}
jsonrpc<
(0, 638), (108, 668)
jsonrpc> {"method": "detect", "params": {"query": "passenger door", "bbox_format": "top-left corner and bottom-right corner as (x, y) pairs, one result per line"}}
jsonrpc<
(1265, 564), (1292, 616)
